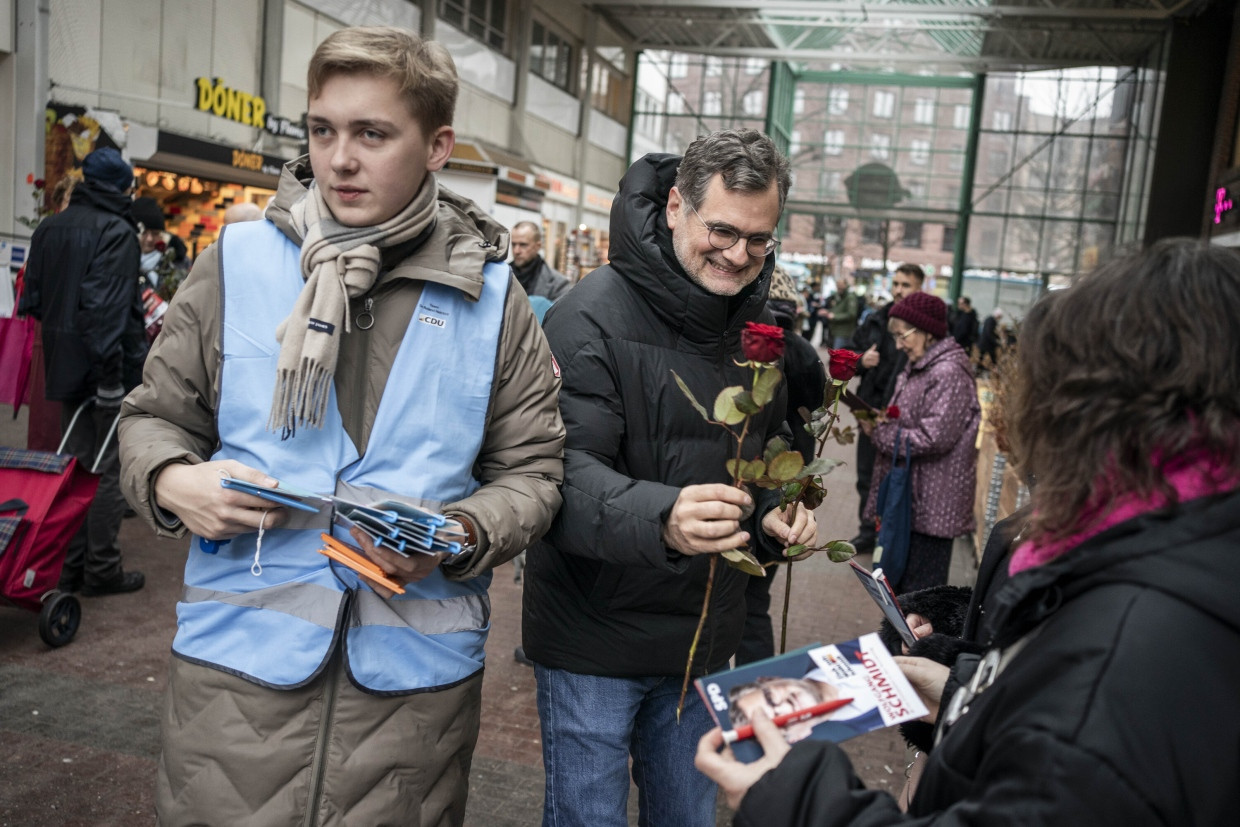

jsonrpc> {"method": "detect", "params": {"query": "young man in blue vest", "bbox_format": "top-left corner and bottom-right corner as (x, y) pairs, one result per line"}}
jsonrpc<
(119, 27), (564, 826)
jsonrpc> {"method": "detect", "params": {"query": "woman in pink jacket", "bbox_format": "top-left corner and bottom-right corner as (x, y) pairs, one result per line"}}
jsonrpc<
(862, 291), (980, 592)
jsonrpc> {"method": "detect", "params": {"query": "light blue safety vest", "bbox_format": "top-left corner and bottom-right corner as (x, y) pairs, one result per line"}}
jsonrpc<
(173, 219), (508, 693)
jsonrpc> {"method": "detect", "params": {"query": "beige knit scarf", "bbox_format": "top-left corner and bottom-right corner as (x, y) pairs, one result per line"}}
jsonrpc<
(269, 176), (439, 436)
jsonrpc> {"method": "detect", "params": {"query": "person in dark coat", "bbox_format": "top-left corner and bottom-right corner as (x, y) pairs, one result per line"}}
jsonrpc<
(977, 307), (1003, 368)
(736, 265), (827, 666)
(950, 295), (978, 352)
(522, 129), (817, 827)
(696, 238), (1240, 827)
(19, 147), (147, 595)
(847, 264), (923, 554)
(510, 220), (571, 300)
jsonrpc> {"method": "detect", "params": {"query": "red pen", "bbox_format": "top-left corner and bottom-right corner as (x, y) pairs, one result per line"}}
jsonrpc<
(723, 697), (854, 744)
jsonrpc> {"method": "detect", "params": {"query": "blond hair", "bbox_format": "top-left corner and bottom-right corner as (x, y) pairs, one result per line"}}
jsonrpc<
(308, 27), (458, 131)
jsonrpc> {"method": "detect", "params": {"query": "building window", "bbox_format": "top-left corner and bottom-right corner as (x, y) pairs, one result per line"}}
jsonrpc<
(441, 0), (508, 51)
(666, 94), (685, 116)
(634, 90), (660, 138)
(941, 225), (957, 252)
(821, 170), (842, 196)
(828, 88), (849, 115)
(705, 56), (723, 77)
(669, 54), (688, 78)
(789, 130), (802, 157)
(703, 90), (722, 116)
(861, 220), (884, 244)
(794, 88), (805, 115)
(954, 104), (970, 129)
(949, 144), (964, 171)
(870, 132), (891, 160)
(745, 57), (766, 75)
(908, 180), (926, 202)
(900, 221), (923, 248)
(913, 97), (934, 124)
(992, 110), (1013, 131)
(742, 90), (764, 116)
(591, 61), (630, 124)
(824, 129), (845, 155)
(873, 90), (895, 118)
(530, 21), (575, 93)
(910, 138), (930, 165)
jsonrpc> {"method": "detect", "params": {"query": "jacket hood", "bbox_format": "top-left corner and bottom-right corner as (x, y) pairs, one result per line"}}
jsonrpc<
(984, 487), (1240, 645)
(608, 153), (776, 349)
(67, 180), (139, 230)
(265, 156), (509, 300)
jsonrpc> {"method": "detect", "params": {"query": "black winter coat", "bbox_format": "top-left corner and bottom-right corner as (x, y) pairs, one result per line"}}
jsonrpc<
(849, 303), (902, 408)
(522, 153), (789, 678)
(737, 488), (1240, 826)
(20, 181), (146, 401)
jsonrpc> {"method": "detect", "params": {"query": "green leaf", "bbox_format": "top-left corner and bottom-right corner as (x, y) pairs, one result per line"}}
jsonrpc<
(785, 543), (808, 557)
(752, 476), (782, 490)
(713, 386), (747, 425)
(764, 436), (790, 465)
(781, 481), (804, 501)
(752, 365), (783, 407)
(721, 548), (765, 576)
(728, 458), (765, 481)
(767, 451), (805, 482)
(825, 540), (857, 563)
(801, 457), (844, 477)
(733, 390), (761, 416)
(672, 371), (711, 422)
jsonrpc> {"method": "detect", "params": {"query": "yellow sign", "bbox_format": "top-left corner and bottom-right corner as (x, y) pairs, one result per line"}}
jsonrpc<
(195, 77), (267, 129)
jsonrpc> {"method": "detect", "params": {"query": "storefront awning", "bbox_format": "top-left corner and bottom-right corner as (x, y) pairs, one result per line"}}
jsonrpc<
(137, 131), (291, 188)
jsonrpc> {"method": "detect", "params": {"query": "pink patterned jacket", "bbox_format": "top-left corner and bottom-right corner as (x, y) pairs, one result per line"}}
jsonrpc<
(864, 336), (981, 538)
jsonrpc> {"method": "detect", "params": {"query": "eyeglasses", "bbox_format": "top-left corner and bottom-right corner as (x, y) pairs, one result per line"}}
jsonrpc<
(892, 327), (921, 343)
(686, 204), (779, 258)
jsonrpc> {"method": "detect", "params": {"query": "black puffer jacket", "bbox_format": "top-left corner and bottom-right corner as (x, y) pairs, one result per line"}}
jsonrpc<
(737, 488), (1240, 826)
(20, 180), (146, 401)
(522, 154), (788, 678)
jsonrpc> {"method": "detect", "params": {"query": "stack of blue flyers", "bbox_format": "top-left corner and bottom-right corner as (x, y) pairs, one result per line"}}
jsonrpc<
(334, 498), (467, 557)
(217, 475), (466, 557)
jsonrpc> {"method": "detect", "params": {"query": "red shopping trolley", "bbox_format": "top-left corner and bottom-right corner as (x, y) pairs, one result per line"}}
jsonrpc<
(0, 401), (116, 646)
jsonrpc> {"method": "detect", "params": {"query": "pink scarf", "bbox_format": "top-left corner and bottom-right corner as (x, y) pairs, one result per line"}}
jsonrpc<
(1009, 452), (1237, 575)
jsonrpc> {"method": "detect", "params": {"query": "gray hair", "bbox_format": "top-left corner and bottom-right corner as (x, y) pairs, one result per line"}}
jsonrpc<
(512, 220), (542, 241)
(675, 129), (791, 214)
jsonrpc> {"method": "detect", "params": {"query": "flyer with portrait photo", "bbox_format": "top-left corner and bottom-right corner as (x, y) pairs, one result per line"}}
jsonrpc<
(695, 632), (928, 762)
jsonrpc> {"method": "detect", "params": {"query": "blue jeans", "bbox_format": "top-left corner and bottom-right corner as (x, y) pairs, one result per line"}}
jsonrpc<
(535, 665), (717, 827)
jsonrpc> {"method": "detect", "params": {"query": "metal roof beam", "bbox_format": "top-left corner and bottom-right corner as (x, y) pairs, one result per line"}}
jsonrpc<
(665, 45), (1150, 68)
(589, 1), (1186, 22)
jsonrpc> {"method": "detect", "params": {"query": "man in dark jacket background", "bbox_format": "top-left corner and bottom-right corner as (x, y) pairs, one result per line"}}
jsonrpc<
(951, 295), (979, 352)
(522, 129), (817, 827)
(847, 263), (923, 554)
(510, 220), (571, 301)
(19, 146), (146, 595)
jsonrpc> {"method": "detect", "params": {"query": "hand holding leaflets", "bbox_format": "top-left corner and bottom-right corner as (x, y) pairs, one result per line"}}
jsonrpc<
(211, 473), (468, 589)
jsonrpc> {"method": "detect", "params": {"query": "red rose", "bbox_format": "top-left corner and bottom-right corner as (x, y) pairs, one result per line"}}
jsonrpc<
(828, 349), (861, 381)
(155, 240), (167, 252)
(741, 321), (786, 363)
(33, 179), (45, 189)
(886, 405), (900, 419)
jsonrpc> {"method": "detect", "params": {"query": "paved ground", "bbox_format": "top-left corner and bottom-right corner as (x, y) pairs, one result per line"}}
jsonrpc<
(0, 386), (977, 826)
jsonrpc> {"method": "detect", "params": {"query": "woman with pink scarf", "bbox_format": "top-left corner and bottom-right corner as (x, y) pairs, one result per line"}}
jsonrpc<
(697, 238), (1240, 826)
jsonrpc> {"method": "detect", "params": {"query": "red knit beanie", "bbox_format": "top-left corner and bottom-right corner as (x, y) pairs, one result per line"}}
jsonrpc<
(889, 291), (948, 339)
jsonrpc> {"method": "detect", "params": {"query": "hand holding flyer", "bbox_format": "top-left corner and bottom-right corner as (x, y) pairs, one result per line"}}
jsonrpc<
(695, 633), (928, 762)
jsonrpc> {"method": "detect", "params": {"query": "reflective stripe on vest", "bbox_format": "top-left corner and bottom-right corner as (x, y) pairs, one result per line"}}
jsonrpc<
(172, 218), (508, 692)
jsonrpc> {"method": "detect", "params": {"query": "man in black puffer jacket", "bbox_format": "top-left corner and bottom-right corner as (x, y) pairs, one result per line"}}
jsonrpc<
(522, 129), (818, 827)
(20, 147), (147, 596)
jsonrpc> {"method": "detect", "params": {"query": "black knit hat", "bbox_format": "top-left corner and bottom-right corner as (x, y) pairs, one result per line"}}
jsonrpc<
(81, 147), (133, 193)
(131, 197), (166, 231)
(889, 291), (948, 339)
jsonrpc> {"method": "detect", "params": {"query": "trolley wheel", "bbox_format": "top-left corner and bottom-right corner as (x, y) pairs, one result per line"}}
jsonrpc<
(38, 591), (81, 647)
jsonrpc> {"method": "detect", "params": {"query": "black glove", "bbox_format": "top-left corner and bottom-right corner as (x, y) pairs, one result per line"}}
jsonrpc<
(94, 384), (126, 412)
